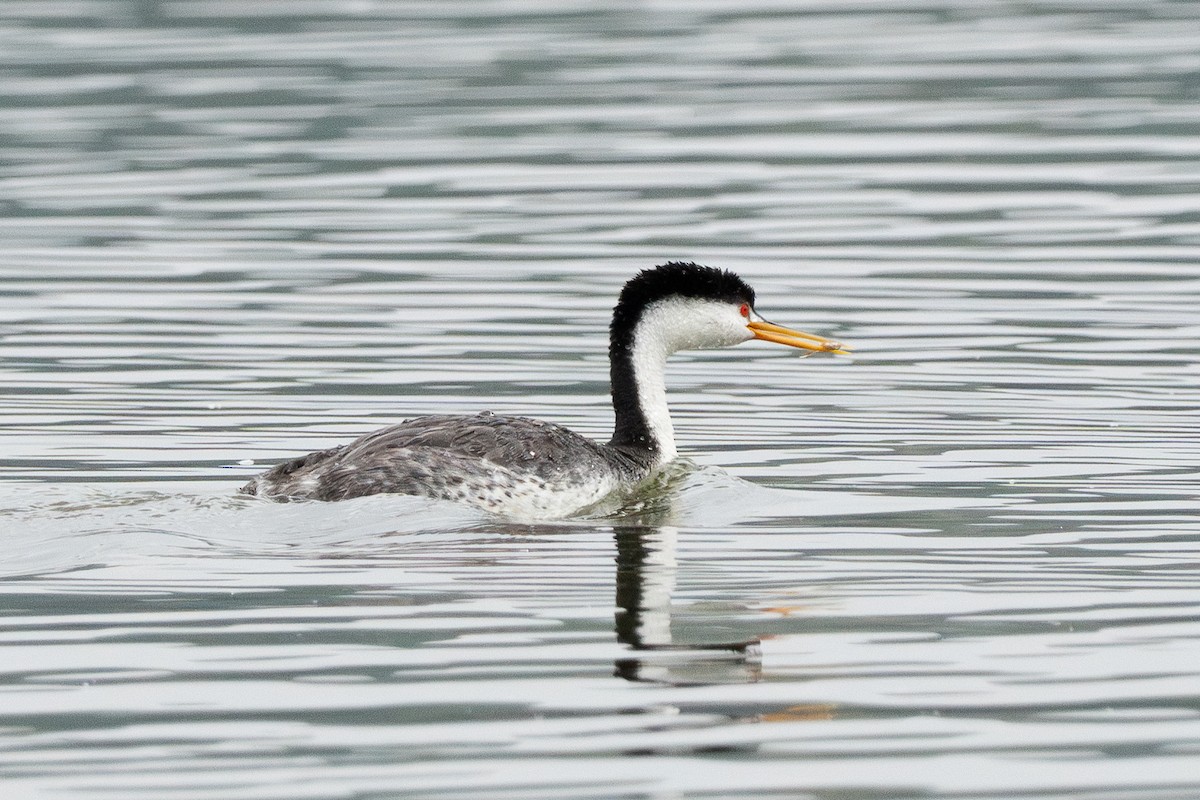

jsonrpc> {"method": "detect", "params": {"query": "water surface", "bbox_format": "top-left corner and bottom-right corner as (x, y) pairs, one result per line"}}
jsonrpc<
(2, 2), (1200, 798)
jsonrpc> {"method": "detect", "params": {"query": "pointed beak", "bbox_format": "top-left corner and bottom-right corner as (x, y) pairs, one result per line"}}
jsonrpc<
(747, 319), (851, 355)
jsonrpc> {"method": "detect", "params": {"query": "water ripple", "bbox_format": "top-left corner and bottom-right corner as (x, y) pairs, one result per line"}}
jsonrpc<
(3, 1), (1200, 799)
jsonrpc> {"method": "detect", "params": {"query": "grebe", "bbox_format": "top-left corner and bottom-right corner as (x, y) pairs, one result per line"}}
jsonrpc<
(239, 262), (849, 518)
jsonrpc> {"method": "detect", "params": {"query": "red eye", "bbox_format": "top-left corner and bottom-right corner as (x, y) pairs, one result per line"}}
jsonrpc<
(739, 303), (750, 318)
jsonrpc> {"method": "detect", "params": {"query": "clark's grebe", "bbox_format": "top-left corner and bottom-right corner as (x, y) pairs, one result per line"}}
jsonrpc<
(239, 262), (849, 517)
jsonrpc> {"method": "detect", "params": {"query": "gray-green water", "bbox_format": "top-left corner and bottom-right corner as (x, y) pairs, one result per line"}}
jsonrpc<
(3, 2), (1200, 798)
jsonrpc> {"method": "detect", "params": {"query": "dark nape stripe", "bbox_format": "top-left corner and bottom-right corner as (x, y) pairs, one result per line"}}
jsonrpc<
(606, 262), (755, 452)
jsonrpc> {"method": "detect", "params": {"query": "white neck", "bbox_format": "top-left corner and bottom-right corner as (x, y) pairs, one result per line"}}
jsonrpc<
(610, 296), (753, 462)
(628, 323), (677, 463)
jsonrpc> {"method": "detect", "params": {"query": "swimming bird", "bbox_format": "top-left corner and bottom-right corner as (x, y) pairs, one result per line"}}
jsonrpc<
(239, 262), (848, 518)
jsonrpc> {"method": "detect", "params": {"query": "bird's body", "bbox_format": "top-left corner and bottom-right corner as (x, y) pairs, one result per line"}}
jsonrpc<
(240, 412), (652, 518)
(240, 262), (847, 518)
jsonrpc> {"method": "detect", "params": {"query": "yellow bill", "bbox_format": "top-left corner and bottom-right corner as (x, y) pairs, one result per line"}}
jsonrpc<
(747, 319), (851, 355)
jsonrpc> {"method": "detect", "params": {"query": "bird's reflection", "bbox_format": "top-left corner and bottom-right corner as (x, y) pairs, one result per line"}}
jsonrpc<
(612, 524), (761, 685)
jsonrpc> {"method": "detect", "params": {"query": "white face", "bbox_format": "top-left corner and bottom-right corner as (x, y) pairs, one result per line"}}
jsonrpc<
(637, 296), (756, 355)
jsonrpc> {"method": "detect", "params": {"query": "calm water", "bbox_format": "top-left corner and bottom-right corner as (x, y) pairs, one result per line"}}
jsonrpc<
(3, 1), (1200, 798)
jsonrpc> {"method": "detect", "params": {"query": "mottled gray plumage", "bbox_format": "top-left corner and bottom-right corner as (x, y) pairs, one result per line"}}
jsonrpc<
(240, 411), (655, 515)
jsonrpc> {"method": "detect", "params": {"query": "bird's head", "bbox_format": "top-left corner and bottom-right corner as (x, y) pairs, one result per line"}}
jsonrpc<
(611, 262), (849, 356)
